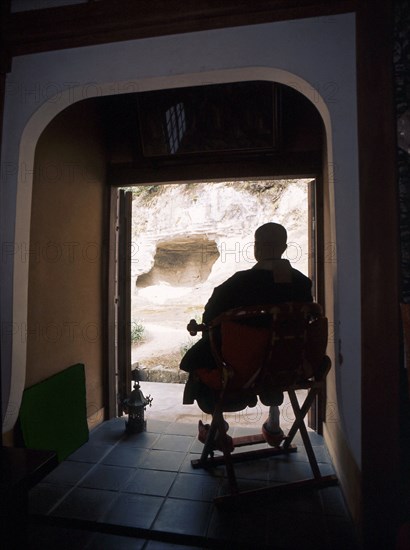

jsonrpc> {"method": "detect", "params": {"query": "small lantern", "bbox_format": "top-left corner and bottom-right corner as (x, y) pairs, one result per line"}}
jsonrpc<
(123, 368), (153, 434)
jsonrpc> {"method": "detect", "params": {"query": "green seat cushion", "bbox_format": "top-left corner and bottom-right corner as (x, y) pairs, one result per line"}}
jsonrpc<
(19, 363), (89, 462)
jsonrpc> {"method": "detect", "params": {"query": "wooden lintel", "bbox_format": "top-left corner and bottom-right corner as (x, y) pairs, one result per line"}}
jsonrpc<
(108, 152), (322, 186)
(2, 0), (356, 56)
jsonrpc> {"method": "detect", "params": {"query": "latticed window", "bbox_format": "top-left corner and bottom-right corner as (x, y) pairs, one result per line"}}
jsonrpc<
(165, 103), (186, 154)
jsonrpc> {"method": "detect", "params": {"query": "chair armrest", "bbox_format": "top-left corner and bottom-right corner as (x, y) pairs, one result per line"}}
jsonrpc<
(187, 319), (208, 335)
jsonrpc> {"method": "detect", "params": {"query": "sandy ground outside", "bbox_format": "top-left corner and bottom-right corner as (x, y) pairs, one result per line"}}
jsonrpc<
(131, 301), (202, 363)
(130, 300), (308, 433)
(141, 381), (307, 433)
(131, 323), (192, 365)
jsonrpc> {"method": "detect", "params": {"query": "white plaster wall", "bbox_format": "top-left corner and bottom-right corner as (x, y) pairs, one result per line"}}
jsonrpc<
(0, 14), (360, 462)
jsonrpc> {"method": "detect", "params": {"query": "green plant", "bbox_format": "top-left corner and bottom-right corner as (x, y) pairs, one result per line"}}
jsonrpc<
(129, 185), (164, 202)
(130, 320), (145, 343)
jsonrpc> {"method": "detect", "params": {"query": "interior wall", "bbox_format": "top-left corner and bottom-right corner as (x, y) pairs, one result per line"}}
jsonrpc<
(0, 13), (360, 521)
(26, 100), (106, 422)
(321, 141), (361, 526)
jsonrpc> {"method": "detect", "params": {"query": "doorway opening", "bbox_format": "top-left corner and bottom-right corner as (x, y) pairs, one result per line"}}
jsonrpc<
(114, 177), (317, 428)
(129, 178), (314, 380)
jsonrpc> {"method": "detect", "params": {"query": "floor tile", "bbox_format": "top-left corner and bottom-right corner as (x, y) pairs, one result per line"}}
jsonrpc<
(319, 486), (350, 517)
(144, 542), (202, 550)
(189, 438), (206, 454)
(123, 469), (177, 496)
(104, 493), (164, 528)
(27, 413), (358, 550)
(179, 453), (224, 477)
(232, 438), (268, 452)
(218, 476), (268, 497)
(102, 446), (148, 467)
(264, 509), (330, 550)
(152, 433), (194, 453)
(319, 462), (336, 476)
(231, 422), (265, 437)
(292, 430), (325, 446)
(86, 532), (146, 549)
(139, 449), (186, 471)
(232, 458), (270, 481)
(163, 422), (198, 436)
(29, 483), (71, 515)
(264, 487), (325, 518)
(311, 444), (333, 463)
(89, 418), (127, 444)
(152, 498), (212, 537)
(207, 501), (268, 546)
(42, 460), (94, 486)
(145, 420), (172, 433)
(67, 441), (114, 463)
(119, 431), (161, 448)
(50, 487), (117, 522)
(168, 472), (221, 501)
(283, 445), (309, 462)
(268, 456), (325, 482)
(28, 524), (94, 550)
(79, 464), (136, 491)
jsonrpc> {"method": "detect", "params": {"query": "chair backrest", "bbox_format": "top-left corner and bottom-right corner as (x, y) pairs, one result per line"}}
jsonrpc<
(208, 302), (328, 394)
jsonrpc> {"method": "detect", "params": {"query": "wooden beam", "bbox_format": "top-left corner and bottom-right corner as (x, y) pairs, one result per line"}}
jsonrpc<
(2, 0), (356, 56)
(105, 188), (118, 419)
(356, 1), (401, 548)
(107, 151), (322, 186)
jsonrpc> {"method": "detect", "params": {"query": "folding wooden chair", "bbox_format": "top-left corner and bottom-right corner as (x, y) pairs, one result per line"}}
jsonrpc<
(187, 302), (338, 504)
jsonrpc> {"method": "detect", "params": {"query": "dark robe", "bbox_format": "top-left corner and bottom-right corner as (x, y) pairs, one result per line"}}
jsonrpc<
(180, 259), (313, 412)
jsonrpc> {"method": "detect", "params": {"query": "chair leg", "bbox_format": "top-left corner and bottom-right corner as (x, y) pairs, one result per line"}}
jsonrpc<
(199, 418), (218, 462)
(194, 407), (239, 494)
(191, 378), (337, 503)
(214, 411), (238, 494)
(284, 385), (320, 446)
(287, 388), (321, 479)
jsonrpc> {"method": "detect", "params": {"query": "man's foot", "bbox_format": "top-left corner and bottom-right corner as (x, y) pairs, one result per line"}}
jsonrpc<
(262, 422), (284, 447)
(198, 420), (234, 452)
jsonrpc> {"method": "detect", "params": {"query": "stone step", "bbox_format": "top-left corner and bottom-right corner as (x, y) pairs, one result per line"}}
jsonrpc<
(133, 363), (188, 384)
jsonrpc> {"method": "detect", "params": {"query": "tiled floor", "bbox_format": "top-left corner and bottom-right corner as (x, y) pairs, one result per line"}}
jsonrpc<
(28, 405), (359, 549)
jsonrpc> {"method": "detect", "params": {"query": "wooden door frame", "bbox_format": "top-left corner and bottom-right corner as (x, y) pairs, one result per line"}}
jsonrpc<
(307, 174), (325, 433)
(356, 1), (402, 548)
(108, 174), (325, 431)
(107, 189), (133, 418)
(106, 188), (118, 419)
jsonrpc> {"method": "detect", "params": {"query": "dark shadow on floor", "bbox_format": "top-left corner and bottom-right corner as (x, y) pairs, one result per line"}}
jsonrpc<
(28, 417), (358, 550)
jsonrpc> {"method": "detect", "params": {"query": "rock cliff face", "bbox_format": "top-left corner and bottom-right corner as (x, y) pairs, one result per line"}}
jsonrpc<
(130, 179), (311, 380)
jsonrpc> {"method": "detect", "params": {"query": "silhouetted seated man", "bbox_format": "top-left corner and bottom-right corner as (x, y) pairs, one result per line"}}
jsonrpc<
(180, 222), (313, 447)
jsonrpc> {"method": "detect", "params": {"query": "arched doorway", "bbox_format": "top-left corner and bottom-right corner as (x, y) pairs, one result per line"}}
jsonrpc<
(8, 73), (333, 440)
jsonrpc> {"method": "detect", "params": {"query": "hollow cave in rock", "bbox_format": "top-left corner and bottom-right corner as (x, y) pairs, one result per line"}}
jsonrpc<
(136, 236), (219, 288)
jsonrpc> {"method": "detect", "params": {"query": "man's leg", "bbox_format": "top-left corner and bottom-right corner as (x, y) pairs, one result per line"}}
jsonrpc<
(265, 404), (281, 432)
(260, 391), (285, 446)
